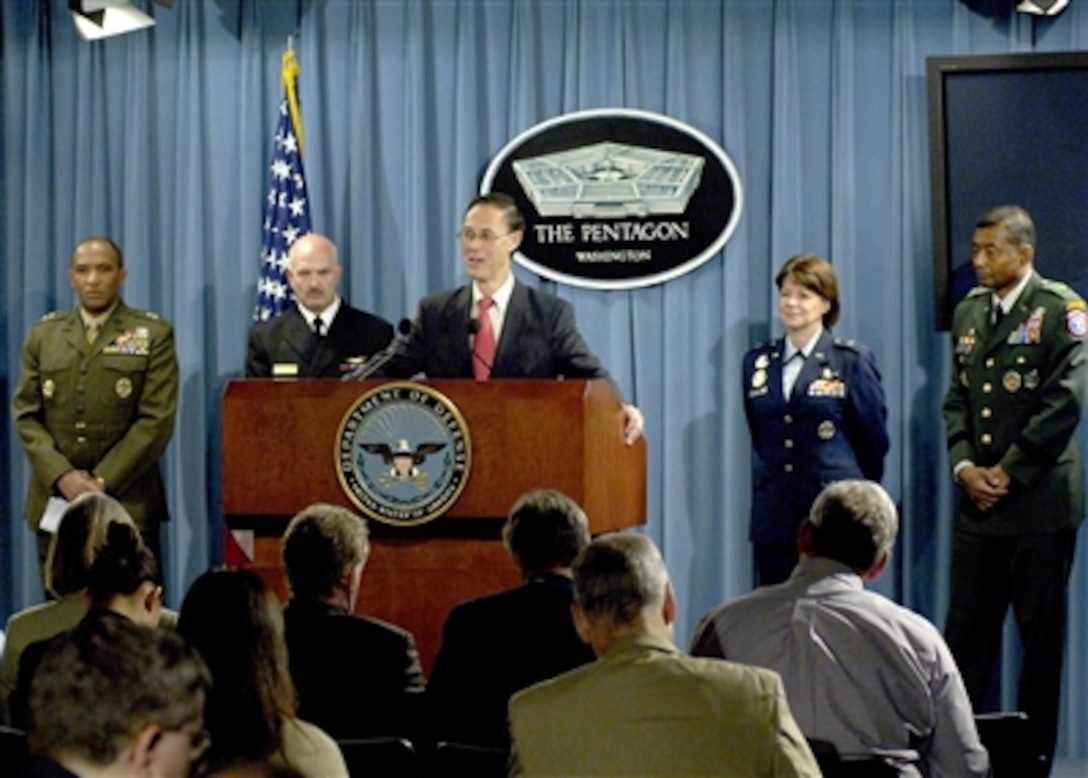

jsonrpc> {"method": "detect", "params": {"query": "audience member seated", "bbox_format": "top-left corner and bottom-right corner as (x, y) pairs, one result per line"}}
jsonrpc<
(1, 493), (134, 724)
(280, 504), (425, 741)
(178, 568), (348, 777)
(427, 489), (595, 749)
(691, 479), (990, 777)
(10, 521), (163, 731)
(14, 609), (211, 778)
(508, 533), (821, 777)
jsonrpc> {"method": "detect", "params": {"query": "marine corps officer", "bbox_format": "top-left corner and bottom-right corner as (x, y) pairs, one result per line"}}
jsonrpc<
(12, 237), (178, 568)
(943, 205), (1087, 777)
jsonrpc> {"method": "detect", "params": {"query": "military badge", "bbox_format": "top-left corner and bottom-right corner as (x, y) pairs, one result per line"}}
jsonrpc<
(755, 354), (770, 369)
(1066, 309), (1087, 338)
(817, 420), (836, 440)
(960, 370), (969, 388)
(115, 377), (133, 399)
(808, 378), (846, 398)
(42, 379), (55, 399)
(103, 327), (152, 356)
(956, 331), (976, 355)
(1024, 369), (1040, 390)
(751, 369), (767, 389)
(1002, 371), (1021, 393)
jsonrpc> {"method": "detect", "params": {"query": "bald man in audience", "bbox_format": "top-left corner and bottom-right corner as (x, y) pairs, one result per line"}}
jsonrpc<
(691, 480), (989, 776)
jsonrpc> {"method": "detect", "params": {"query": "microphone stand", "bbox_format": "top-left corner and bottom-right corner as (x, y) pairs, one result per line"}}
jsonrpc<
(341, 320), (411, 381)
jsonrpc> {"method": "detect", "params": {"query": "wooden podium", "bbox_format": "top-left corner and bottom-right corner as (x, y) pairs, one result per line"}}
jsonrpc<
(221, 378), (647, 672)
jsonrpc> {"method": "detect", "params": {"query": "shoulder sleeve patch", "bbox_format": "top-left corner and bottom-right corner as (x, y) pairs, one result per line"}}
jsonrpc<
(39, 311), (59, 322)
(1066, 309), (1087, 338)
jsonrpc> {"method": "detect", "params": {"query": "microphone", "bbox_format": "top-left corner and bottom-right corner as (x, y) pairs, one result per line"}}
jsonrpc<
(341, 319), (412, 381)
(466, 318), (493, 374)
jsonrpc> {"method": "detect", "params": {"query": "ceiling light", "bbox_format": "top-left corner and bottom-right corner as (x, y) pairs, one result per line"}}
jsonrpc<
(69, 0), (155, 41)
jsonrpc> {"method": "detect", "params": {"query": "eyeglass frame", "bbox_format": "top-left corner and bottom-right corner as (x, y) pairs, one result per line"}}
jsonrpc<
(457, 228), (517, 244)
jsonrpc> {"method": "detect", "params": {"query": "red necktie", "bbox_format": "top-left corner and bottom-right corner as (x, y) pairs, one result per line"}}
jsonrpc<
(473, 296), (496, 381)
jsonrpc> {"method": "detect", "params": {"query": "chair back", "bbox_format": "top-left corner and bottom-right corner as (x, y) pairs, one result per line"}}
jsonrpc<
(975, 711), (1044, 777)
(808, 738), (900, 777)
(0, 726), (28, 774)
(336, 736), (417, 778)
(431, 740), (509, 778)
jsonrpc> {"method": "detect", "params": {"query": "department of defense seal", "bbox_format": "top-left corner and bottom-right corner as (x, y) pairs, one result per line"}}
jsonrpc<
(335, 382), (471, 527)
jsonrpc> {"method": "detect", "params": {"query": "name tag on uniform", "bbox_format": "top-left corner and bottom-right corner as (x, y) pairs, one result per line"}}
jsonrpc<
(272, 363), (300, 377)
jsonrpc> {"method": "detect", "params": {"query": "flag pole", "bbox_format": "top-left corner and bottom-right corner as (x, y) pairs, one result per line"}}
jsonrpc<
(283, 35), (304, 155)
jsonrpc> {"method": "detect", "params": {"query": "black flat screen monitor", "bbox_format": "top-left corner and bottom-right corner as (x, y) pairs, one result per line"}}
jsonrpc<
(927, 51), (1088, 330)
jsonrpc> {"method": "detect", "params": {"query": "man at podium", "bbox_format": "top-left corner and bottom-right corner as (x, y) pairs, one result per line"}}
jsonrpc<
(384, 193), (643, 444)
(246, 233), (394, 379)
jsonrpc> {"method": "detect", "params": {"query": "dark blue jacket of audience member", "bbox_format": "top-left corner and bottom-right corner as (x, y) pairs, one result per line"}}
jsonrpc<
(282, 597), (426, 742)
(427, 572), (596, 748)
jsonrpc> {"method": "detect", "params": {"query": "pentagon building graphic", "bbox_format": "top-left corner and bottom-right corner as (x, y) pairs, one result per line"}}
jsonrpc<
(512, 141), (705, 218)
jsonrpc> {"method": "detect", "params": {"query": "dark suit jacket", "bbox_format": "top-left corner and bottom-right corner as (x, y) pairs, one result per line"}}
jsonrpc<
(384, 280), (611, 382)
(943, 272), (1087, 534)
(282, 597), (426, 741)
(245, 302), (394, 378)
(426, 573), (596, 748)
(743, 329), (889, 546)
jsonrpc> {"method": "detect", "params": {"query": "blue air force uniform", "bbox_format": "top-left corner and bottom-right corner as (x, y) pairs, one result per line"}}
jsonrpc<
(743, 330), (889, 558)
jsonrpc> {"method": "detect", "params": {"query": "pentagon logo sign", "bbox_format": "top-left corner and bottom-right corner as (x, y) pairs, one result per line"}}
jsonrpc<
(482, 108), (743, 290)
(336, 382), (471, 526)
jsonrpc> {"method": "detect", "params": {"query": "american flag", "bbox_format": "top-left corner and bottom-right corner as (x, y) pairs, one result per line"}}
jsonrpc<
(253, 47), (311, 322)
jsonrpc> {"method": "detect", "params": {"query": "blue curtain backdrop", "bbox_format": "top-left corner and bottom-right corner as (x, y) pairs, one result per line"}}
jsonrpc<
(2, 0), (1086, 757)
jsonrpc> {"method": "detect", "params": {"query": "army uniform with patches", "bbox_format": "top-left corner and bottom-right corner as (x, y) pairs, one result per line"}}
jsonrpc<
(942, 274), (1087, 535)
(942, 272), (1087, 772)
(742, 329), (889, 556)
(12, 302), (179, 541)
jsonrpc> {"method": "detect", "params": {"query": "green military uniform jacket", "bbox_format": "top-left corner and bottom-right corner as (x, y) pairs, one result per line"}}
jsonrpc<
(11, 301), (179, 531)
(942, 272), (1088, 535)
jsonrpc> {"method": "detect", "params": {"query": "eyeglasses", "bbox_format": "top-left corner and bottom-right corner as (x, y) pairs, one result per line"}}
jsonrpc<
(161, 721), (211, 762)
(457, 228), (513, 243)
(186, 729), (212, 761)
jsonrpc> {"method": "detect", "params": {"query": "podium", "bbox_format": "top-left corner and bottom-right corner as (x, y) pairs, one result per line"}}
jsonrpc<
(221, 378), (647, 671)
